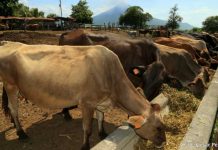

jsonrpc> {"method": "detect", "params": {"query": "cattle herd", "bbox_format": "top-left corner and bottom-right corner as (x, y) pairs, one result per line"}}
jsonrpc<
(0, 29), (218, 150)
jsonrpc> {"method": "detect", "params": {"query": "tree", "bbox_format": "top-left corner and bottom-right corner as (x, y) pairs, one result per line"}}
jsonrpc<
(30, 8), (44, 17)
(119, 6), (152, 29)
(166, 4), (183, 31)
(0, 0), (18, 16)
(202, 16), (218, 33)
(191, 27), (202, 33)
(13, 3), (45, 17)
(47, 13), (58, 18)
(70, 0), (93, 24)
(13, 3), (31, 17)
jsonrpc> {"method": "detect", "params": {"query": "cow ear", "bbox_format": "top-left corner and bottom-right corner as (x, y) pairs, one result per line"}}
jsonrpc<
(151, 103), (161, 113)
(127, 115), (146, 129)
(130, 66), (146, 77)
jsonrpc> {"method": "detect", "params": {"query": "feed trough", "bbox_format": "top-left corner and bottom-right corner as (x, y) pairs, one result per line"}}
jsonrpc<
(92, 69), (218, 150)
(91, 94), (169, 150)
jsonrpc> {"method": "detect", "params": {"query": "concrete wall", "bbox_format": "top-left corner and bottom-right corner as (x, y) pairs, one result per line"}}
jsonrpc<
(179, 69), (218, 150)
(91, 94), (169, 150)
(92, 69), (218, 150)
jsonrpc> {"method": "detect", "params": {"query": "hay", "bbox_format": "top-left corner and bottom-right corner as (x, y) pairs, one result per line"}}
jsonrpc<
(134, 84), (200, 150)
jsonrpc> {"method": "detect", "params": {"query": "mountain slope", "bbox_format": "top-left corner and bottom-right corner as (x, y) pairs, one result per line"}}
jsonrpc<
(93, 3), (129, 25)
(93, 4), (194, 30)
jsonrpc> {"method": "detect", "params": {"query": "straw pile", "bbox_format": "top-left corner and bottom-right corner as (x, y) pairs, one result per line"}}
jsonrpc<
(134, 84), (200, 150)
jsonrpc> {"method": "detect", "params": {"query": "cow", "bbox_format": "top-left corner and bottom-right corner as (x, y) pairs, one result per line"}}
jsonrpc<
(129, 62), (167, 100)
(153, 37), (214, 67)
(171, 35), (209, 56)
(191, 33), (218, 52)
(154, 37), (201, 60)
(59, 29), (164, 101)
(191, 32), (218, 61)
(0, 41), (166, 150)
(171, 35), (218, 69)
(155, 43), (209, 98)
(139, 29), (152, 37)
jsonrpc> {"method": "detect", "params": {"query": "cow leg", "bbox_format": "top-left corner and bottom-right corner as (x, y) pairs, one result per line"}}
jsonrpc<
(81, 106), (94, 150)
(4, 83), (28, 140)
(61, 105), (78, 121)
(2, 86), (16, 127)
(61, 108), (73, 121)
(96, 110), (107, 139)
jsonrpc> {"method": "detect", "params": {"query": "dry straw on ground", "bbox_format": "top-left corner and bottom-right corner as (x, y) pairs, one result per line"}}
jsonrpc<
(134, 84), (200, 150)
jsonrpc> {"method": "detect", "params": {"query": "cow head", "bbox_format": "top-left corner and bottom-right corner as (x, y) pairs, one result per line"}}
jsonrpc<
(127, 103), (166, 147)
(130, 62), (166, 101)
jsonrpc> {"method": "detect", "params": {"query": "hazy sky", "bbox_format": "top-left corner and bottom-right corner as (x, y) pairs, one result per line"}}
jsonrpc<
(19, 0), (218, 27)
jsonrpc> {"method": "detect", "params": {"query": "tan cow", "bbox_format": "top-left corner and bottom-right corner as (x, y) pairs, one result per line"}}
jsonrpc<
(172, 35), (218, 69)
(154, 37), (200, 60)
(59, 30), (209, 98)
(171, 35), (208, 53)
(154, 36), (218, 68)
(156, 43), (209, 97)
(0, 41), (166, 150)
(59, 29), (164, 101)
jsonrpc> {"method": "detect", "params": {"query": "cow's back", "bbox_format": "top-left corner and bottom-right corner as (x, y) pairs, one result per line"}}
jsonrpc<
(1, 42), (119, 108)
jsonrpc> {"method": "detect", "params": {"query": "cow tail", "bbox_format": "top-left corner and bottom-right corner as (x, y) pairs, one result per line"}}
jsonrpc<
(2, 86), (11, 118)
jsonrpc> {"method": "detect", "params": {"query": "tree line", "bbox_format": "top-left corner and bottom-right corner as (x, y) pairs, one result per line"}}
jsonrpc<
(0, 0), (218, 33)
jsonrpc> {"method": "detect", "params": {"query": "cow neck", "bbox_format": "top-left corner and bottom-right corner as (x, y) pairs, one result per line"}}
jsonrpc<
(114, 77), (152, 118)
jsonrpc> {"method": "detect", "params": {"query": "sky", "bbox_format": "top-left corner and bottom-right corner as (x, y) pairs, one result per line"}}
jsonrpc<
(19, 0), (218, 27)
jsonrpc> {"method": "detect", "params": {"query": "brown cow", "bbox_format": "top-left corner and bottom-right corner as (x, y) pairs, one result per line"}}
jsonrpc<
(154, 37), (200, 60)
(59, 30), (209, 97)
(155, 43), (209, 98)
(59, 29), (164, 100)
(155, 36), (218, 69)
(173, 35), (218, 69)
(0, 41), (166, 150)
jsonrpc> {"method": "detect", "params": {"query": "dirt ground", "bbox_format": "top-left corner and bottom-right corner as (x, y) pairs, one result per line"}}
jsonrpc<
(0, 30), (208, 150)
(0, 83), (127, 150)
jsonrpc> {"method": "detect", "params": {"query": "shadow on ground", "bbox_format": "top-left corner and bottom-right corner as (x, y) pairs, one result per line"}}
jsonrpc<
(0, 113), (117, 150)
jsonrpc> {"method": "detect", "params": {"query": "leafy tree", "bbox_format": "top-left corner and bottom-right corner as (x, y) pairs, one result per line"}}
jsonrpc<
(13, 3), (31, 17)
(166, 4), (183, 31)
(70, 0), (93, 24)
(13, 3), (44, 17)
(202, 16), (218, 33)
(119, 6), (152, 29)
(47, 13), (58, 18)
(191, 27), (202, 33)
(30, 8), (44, 17)
(0, 0), (18, 16)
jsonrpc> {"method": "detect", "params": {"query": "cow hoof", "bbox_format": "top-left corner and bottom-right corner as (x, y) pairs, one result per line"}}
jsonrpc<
(61, 109), (73, 121)
(81, 144), (90, 150)
(63, 114), (73, 121)
(99, 131), (108, 139)
(17, 130), (28, 140)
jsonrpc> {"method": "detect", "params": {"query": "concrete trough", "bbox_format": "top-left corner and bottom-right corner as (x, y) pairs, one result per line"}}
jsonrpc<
(179, 69), (218, 150)
(92, 69), (218, 150)
(91, 93), (169, 150)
